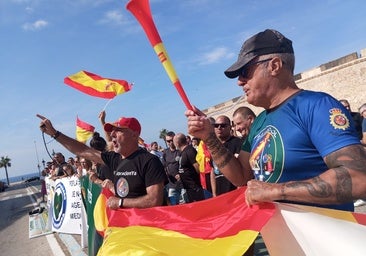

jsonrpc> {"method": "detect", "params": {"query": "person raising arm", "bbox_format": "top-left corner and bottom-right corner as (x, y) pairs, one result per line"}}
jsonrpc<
(37, 114), (167, 209)
(186, 29), (366, 211)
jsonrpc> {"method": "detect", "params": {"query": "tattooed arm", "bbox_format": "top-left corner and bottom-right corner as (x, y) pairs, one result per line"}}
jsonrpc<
(245, 144), (366, 205)
(185, 107), (253, 186)
(205, 132), (253, 186)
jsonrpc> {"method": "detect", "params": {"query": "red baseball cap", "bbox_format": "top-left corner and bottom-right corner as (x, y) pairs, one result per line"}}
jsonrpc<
(104, 117), (141, 135)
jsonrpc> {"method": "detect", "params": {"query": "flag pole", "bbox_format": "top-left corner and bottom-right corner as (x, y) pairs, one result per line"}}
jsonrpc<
(127, 0), (193, 110)
(102, 98), (114, 111)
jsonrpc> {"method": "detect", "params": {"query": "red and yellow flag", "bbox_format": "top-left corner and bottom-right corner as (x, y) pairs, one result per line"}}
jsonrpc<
(196, 141), (213, 189)
(64, 71), (132, 99)
(94, 187), (275, 255)
(76, 117), (95, 143)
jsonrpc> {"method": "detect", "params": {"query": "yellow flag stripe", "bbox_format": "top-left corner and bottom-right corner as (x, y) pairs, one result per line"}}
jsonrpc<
(153, 43), (179, 83)
(68, 71), (127, 94)
(76, 127), (94, 143)
(97, 226), (258, 256)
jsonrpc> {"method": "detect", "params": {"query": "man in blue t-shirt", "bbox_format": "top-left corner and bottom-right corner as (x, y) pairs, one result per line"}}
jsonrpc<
(185, 29), (366, 211)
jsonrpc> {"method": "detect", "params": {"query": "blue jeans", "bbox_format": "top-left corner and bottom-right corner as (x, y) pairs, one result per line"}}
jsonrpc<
(203, 189), (212, 199)
(168, 187), (182, 205)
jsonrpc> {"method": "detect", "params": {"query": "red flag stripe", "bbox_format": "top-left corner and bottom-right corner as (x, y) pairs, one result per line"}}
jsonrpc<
(103, 187), (275, 239)
(64, 70), (132, 99)
(76, 117), (95, 131)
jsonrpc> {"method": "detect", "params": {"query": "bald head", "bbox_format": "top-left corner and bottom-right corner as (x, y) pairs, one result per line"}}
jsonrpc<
(173, 133), (187, 150)
(214, 115), (232, 143)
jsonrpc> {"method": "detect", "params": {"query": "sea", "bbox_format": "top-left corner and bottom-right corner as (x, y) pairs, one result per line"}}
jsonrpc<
(1, 172), (40, 184)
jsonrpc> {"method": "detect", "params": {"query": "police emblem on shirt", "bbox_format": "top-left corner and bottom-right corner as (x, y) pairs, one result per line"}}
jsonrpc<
(116, 177), (129, 198)
(329, 108), (350, 130)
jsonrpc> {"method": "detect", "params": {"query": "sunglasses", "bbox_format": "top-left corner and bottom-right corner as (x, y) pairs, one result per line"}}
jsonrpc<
(214, 123), (230, 129)
(240, 58), (273, 78)
(166, 140), (173, 143)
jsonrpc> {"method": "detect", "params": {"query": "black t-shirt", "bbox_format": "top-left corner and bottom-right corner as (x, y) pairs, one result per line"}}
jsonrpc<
(215, 136), (243, 195)
(163, 148), (182, 188)
(178, 145), (201, 190)
(102, 148), (167, 199)
(223, 136), (243, 156)
(96, 163), (114, 181)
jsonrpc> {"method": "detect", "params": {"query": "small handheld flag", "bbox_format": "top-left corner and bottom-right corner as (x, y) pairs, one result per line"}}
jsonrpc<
(64, 70), (132, 99)
(76, 117), (95, 143)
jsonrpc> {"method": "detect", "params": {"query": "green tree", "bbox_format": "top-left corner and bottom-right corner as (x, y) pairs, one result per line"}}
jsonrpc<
(0, 156), (11, 186)
(159, 128), (168, 148)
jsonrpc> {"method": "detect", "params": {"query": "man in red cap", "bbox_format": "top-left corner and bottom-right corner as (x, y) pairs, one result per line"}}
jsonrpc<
(37, 114), (167, 209)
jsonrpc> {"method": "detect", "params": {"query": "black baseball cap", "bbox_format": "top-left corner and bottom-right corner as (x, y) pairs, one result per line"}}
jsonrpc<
(224, 29), (294, 79)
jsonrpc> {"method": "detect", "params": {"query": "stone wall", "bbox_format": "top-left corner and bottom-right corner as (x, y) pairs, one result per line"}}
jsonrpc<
(203, 49), (366, 119)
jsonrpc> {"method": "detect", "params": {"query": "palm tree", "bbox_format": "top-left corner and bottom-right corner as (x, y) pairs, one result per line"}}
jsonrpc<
(0, 156), (11, 186)
(159, 128), (169, 148)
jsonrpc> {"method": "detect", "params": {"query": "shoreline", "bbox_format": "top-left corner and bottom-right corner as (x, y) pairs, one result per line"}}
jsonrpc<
(1, 172), (40, 184)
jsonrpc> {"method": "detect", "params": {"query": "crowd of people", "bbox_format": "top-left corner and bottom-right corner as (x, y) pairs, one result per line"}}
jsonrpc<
(38, 107), (256, 207)
(37, 28), (366, 255)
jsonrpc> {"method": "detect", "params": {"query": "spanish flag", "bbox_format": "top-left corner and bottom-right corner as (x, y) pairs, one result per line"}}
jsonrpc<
(94, 187), (275, 255)
(196, 141), (213, 189)
(64, 70), (132, 99)
(76, 117), (95, 143)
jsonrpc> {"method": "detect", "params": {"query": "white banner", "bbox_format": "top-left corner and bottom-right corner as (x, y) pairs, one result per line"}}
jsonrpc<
(51, 176), (83, 234)
(261, 203), (366, 256)
(29, 210), (53, 239)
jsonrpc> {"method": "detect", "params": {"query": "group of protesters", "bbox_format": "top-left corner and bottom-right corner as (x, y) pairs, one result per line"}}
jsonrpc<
(38, 28), (366, 212)
(36, 28), (366, 255)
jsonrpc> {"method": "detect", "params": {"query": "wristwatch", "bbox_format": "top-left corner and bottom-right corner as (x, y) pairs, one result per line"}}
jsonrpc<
(119, 198), (124, 208)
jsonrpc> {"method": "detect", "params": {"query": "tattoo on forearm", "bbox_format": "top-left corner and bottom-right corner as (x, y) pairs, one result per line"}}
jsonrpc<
(216, 151), (233, 169)
(287, 178), (331, 198)
(285, 177), (332, 199)
(334, 167), (352, 202)
(279, 145), (364, 204)
(205, 133), (233, 169)
(206, 133), (223, 155)
(308, 177), (332, 197)
(284, 168), (352, 203)
(281, 184), (286, 200)
(324, 144), (364, 202)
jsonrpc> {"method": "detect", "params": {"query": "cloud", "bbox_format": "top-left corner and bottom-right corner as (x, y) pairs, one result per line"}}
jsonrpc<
(22, 19), (48, 31)
(25, 6), (34, 14)
(197, 47), (235, 65)
(98, 10), (127, 26)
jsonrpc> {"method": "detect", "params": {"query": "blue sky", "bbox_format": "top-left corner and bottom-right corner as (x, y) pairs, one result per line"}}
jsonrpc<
(1, 0), (366, 179)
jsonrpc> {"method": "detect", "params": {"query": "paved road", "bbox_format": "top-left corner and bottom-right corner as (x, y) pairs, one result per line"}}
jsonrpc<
(0, 180), (86, 256)
(1, 180), (365, 256)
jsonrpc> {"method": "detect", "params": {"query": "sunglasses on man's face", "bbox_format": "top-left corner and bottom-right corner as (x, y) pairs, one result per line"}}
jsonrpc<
(240, 58), (273, 78)
(214, 123), (230, 129)
(166, 140), (173, 143)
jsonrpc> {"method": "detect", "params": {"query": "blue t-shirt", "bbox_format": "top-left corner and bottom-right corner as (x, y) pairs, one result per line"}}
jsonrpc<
(242, 90), (360, 211)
